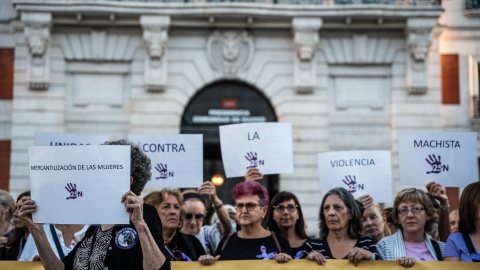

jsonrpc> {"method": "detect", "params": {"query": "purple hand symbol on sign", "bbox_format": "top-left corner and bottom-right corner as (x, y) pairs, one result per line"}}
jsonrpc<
(155, 163), (169, 179)
(426, 154), (444, 174)
(245, 152), (259, 169)
(65, 183), (82, 200)
(342, 175), (358, 193)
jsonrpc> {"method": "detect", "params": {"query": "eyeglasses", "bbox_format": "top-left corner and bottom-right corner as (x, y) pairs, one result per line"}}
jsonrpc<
(398, 207), (424, 216)
(185, 213), (205, 221)
(273, 204), (298, 213)
(235, 203), (261, 212)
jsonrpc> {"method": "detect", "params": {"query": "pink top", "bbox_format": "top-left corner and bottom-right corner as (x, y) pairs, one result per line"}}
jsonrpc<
(404, 241), (435, 261)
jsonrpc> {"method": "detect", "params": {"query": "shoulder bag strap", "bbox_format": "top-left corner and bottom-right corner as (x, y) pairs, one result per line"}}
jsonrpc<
(49, 225), (65, 260)
(462, 232), (480, 262)
(431, 240), (443, 261)
(270, 231), (282, 253)
(221, 233), (233, 253)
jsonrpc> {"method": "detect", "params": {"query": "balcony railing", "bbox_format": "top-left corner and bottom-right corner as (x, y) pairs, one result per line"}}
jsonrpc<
(108, 0), (441, 5)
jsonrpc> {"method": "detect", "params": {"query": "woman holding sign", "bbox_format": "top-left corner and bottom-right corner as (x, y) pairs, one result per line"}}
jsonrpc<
(376, 188), (445, 267)
(17, 140), (170, 270)
(302, 187), (378, 266)
(198, 181), (293, 265)
(444, 181), (480, 262)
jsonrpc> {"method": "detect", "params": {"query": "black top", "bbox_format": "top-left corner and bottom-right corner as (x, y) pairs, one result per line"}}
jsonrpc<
(292, 238), (309, 259)
(165, 232), (205, 261)
(215, 232), (292, 260)
(62, 203), (171, 270)
(302, 235), (380, 260)
(0, 233), (26, 260)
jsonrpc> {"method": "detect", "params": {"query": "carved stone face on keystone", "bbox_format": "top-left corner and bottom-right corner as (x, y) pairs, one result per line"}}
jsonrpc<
(411, 42), (428, 61)
(221, 32), (240, 61)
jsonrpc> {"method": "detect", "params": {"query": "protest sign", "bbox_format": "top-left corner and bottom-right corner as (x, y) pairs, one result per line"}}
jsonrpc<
(128, 134), (203, 188)
(34, 131), (109, 146)
(317, 151), (392, 203)
(28, 145), (130, 224)
(398, 131), (478, 187)
(219, 122), (293, 178)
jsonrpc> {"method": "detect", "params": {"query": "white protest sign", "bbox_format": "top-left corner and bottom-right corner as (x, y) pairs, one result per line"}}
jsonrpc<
(317, 151), (392, 203)
(34, 131), (109, 146)
(219, 122), (293, 178)
(128, 134), (203, 188)
(398, 131), (478, 187)
(29, 145), (130, 225)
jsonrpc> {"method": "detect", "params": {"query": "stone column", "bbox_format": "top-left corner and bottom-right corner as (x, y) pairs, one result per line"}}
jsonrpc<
(140, 15), (170, 92)
(21, 12), (52, 90)
(292, 17), (322, 94)
(405, 18), (437, 94)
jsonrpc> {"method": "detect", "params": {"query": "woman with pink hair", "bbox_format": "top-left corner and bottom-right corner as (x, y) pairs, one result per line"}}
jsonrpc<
(198, 181), (292, 265)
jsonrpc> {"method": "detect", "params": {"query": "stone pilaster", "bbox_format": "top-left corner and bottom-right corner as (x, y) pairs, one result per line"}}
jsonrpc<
(22, 12), (52, 90)
(140, 15), (170, 92)
(405, 18), (437, 94)
(292, 17), (322, 94)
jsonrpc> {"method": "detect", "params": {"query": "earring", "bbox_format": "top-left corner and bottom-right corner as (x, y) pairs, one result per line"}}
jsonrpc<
(177, 221), (183, 228)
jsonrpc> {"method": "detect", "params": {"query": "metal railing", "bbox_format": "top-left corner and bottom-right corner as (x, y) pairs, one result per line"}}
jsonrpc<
(108, 0), (441, 5)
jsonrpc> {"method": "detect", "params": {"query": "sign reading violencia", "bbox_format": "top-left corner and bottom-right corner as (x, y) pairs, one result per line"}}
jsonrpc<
(219, 122), (293, 178)
(317, 151), (392, 203)
(128, 134), (203, 188)
(28, 145), (131, 225)
(398, 131), (478, 187)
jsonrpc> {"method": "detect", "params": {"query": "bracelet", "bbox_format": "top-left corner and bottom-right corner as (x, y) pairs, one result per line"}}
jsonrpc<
(213, 200), (223, 210)
(370, 254), (376, 261)
(439, 205), (450, 210)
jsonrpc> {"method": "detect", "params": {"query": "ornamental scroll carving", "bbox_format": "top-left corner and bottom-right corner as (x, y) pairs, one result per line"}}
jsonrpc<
(140, 15), (170, 92)
(292, 18), (322, 94)
(22, 12), (52, 90)
(405, 18), (436, 95)
(206, 30), (254, 78)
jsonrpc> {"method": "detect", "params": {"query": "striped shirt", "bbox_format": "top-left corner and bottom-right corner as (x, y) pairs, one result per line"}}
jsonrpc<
(301, 235), (380, 260)
(376, 230), (445, 261)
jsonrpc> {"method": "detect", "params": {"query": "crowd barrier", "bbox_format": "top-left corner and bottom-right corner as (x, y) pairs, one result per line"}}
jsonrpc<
(0, 260), (478, 270)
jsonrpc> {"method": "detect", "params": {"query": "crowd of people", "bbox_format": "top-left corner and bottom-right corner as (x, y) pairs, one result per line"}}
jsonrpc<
(0, 140), (479, 268)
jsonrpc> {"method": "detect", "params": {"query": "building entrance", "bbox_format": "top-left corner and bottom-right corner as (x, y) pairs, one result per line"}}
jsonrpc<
(181, 81), (278, 208)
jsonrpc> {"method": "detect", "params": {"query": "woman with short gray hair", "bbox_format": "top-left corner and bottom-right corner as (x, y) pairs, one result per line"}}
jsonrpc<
(301, 187), (379, 266)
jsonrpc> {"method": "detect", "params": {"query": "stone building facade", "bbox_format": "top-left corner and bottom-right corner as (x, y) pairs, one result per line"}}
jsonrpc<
(1, 0), (479, 233)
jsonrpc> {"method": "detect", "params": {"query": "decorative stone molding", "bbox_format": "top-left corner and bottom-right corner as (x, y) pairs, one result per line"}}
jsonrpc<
(140, 15), (170, 92)
(206, 30), (254, 78)
(21, 12), (52, 90)
(405, 18), (436, 95)
(292, 17), (322, 94)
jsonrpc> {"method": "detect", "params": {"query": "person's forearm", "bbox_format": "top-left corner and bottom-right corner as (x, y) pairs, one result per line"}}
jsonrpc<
(29, 225), (64, 270)
(137, 222), (166, 270)
(438, 205), (451, 242)
(212, 199), (231, 236)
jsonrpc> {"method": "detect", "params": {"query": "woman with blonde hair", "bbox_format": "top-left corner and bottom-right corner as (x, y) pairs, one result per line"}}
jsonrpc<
(144, 188), (205, 261)
(377, 188), (445, 267)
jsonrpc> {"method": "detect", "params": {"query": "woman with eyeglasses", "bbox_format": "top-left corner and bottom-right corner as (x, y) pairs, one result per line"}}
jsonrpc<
(180, 182), (235, 255)
(444, 181), (480, 262)
(144, 188), (205, 261)
(264, 191), (309, 259)
(301, 187), (379, 266)
(198, 181), (293, 265)
(376, 188), (445, 267)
